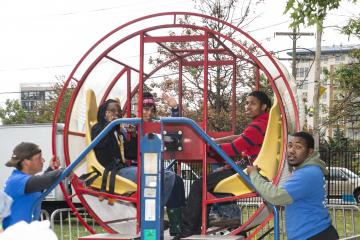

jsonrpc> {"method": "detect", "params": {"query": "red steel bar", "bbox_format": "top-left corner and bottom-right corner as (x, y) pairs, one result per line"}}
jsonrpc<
(182, 60), (233, 67)
(171, 48), (227, 53)
(54, 12), (301, 236)
(201, 31), (209, 234)
(232, 59), (237, 132)
(144, 32), (181, 58)
(178, 58), (183, 116)
(105, 55), (148, 76)
(136, 33), (145, 233)
(127, 68), (132, 118)
(255, 66), (260, 90)
(144, 35), (205, 43)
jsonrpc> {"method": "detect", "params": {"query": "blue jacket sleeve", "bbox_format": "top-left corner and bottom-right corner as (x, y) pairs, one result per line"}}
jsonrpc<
(171, 107), (180, 117)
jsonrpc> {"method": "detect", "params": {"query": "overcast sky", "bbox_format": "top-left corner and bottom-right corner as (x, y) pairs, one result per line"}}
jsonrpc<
(0, 0), (359, 105)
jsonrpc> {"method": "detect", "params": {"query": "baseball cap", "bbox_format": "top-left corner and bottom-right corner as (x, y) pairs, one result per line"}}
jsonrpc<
(5, 142), (42, 168)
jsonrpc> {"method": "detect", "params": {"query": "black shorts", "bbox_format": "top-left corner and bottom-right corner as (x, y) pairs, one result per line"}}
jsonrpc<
(308, 225), (339, 240)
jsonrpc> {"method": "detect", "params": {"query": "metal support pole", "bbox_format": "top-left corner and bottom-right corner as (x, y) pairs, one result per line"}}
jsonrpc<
(291, 28), (297, 78)
(139, 33), (145, 118)
(140, 133), (163, 240)
(255, 67), (260, 90)
(201, 31), (209, 234)
(272, 205), (280, 240)
(232, 59), (237, 132)
(127, 68), (132, 117)
(137, 33), (145, 233)
(178, 59), (183, 116)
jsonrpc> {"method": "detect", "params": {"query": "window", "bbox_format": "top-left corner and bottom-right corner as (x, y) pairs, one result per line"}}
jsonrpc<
(302, 92), (308, 100)
(297, 79), (308, 90)
(329, 169), (347, 181)
(300, 67), (305, 77)
(321, 92), (327, 101)
(21, 101), (29, 111)
(305, 67), (309, 76)
(296, 67), (305, 78)
(303, 80), (308, 90)
(341, 169), (359, 178)
(321, 55), (328, 62)
(45, 90), (55, 100)
(335, 54), (346, 61)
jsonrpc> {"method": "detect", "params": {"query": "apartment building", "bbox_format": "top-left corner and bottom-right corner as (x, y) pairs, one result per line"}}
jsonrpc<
(20, 82), (55, 112)
(290, 44), (360, 140)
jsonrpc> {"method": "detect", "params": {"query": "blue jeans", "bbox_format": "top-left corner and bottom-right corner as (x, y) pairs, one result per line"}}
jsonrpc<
(118, 167), (181, 207)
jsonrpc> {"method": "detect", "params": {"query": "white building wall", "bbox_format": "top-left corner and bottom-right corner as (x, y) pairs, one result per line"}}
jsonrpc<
(293, 45), (354, 139)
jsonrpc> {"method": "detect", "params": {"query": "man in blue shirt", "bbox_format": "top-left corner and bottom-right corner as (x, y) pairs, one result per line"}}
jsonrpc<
(247, 132), (338, 240)
(2, 142), (62, 229)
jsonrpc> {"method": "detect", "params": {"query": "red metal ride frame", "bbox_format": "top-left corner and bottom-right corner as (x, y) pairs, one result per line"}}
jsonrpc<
(52, 12), (300, 238)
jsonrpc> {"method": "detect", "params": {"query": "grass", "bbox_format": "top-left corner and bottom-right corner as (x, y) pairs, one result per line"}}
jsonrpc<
(52, 206), (360, 240)
(331, 208), (360, 238)
(244, 205), (360, 239)
(53, 217), (105, 240)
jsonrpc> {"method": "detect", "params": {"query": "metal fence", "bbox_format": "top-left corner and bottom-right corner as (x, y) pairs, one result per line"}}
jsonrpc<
(278, 204), (359, 239)
(320, 149), (360, 204)
(172, 149), (360, 205)
(329, 205), (360, 239)
(50, 208), (102, 240)
(48, 149), (360, 239)
(50, 204), (360, 239)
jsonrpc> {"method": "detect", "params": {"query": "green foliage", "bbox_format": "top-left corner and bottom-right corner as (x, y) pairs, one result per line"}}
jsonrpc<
(342, 16), (360, 38)
(38, 80), (75, 123)
(285, 0), (343, 27)
(327, 127), (347, 151)
(323, 49), (360, 127)
(335, 53), (360, 93)
(0, 80), (74, 125)
(0, 99), (30, 124)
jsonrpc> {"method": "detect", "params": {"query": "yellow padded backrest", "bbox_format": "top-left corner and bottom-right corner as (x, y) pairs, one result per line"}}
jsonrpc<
(85, 89), (98, 145)
(213, 97), (283, 196)
(84, 89), (137, 194)
(254, 97), (282, 180)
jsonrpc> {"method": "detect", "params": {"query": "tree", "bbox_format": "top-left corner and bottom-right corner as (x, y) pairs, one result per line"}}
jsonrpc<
(323, 17), (360, 133)
(342, 16), (360, 38)
(0, 99), (30, 124)
(149, 0), (265, 132)
(32, 80), (75, 123)
(284, 0), (356, 150)
(0, 79), (74, 125)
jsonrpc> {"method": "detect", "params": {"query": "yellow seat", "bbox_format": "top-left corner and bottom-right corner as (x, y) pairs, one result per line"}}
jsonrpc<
(213, 98), (283, 196)
(85, 89), (137, 195)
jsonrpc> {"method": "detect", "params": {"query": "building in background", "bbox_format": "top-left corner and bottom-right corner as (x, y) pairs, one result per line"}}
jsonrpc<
(20, 82), (55, 112)
(290, 44), (360, 141)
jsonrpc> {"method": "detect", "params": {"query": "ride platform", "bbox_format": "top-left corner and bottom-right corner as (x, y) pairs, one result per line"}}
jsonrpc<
(78, 233), (244, 240)
(183, 235), (244, 239)
(78, 233), (139, 240)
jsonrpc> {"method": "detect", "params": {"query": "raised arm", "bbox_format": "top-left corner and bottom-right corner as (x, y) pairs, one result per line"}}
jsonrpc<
(25, 156), (64, 193)
(162, 93), (179, 117)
